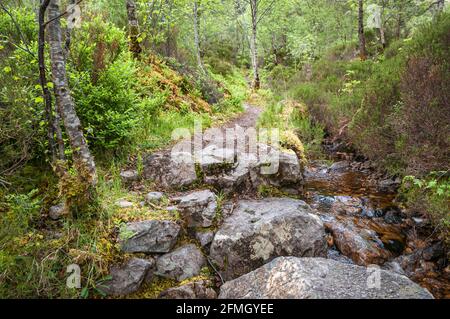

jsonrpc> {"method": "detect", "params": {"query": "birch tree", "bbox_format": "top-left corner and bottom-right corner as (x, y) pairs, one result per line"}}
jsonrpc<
(358, 0), (367, 60)
(244, 0), (275, 90)
(193, 0), (205, 73)
(47, 0), (97, 187)
(126, 0), (142, 58)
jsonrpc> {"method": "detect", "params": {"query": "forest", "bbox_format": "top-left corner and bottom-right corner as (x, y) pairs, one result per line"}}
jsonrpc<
(0, 0), (449, 300)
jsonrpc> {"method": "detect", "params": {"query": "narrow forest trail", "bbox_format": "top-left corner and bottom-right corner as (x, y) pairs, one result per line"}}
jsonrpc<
(112, 98), (446, 299)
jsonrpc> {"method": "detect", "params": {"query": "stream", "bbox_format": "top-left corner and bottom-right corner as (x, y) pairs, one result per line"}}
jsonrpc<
(302, 139), (449, 298)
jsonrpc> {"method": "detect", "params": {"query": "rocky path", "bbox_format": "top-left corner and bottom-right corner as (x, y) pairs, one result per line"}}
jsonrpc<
(107, 103), (446, 299)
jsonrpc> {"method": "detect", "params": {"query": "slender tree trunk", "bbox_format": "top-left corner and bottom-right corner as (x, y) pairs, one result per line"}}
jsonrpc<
(64, 0), (76, 57)
(38, 0), (56, 163)
(358, 0), (366, 61)
(379, 1), (386, 50)
(126, 0), (142, 58)
(47, 0), (97, 186)
(396, 2), (403, 39)
(193, 1), (205, 73)
(249, 0), (260, 90)
(39, 0), (65, 165)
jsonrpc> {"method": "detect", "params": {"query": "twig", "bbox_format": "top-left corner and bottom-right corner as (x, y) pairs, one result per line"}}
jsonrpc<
(43, 0), (84, 28)
(0, 2), (36, 58)
(207, 256), (225, 285)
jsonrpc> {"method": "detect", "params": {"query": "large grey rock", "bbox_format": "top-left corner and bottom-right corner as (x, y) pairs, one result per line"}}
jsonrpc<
(120, 220), (180, 253)
(250, 151), (303, 189)
(100, 258), (154, 296)
(155, 244), (206, 281)
(204, 154), (255, 192)
(174, 190), (217, 228)
(209, 198), (327, 280)
(204, 147), (304, 194)
(144, 152), (197, 189)
(219, 257), (434, 299)
(197, 145), (235, 175)
(158, 280), (217, 299)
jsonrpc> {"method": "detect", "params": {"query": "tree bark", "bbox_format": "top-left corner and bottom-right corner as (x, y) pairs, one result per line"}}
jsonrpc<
(358, 0), (366, 61)
(64, 0), (76, 57)
(249, 0), (260, 90)
(38, 0), (65, 164)
(126, 0), (142, 58)
(193, 1), (205, 73)
(379, 1), (386, 50)
(38, 0), (56, 163)
(47, 0), (97, 186)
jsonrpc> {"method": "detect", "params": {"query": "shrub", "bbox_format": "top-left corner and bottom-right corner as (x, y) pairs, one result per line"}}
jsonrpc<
(72, 53), (138, 152)
(0, 9), (46, 174)
(70, 18), (138, 152)
(400, 173), (450, 242)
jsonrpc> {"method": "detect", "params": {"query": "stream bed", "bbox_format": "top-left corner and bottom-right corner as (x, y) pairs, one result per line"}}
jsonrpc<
(302, 140), (449, 299)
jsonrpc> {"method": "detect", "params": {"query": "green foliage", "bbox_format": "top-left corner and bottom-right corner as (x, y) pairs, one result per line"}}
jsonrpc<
(72, 53), (138, 151)
(69, 18), (137, 152)
(0, 8), (48, 173)
(258, 98), (324, 159)
(400, 173), (450, 241)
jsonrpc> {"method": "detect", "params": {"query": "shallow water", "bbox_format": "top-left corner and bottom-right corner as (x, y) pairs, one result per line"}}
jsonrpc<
(302, 155), (449, 298)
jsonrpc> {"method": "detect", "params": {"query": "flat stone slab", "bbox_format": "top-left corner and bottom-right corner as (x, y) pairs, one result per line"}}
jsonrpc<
(119, 220), (180, 253)
(100, 258), (154, 296)
(158, 280), (217, 299)
(144, 152), (197, 189)
(155, 244), (206, 281)
(219, 257), (434, 299)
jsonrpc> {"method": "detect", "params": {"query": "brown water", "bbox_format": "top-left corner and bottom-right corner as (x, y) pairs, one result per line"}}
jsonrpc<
(302, 152), (449, 298)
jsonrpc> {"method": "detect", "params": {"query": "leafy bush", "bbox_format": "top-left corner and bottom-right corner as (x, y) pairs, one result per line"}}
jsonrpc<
(400, 173), (450, 241)
(0, 9), (47, 174)
(69, 18), (138, 153)
(72, 53), (138, 151)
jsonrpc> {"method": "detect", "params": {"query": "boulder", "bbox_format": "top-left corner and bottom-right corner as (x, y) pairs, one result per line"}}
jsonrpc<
(219, 257), (434, 299)
(119, 220), (180, 253)
(173, 190), (217, 228)
(204, 154), (255, 192)
(325, 218), (392, 266)
(250, 151), (303, 189)
(100, 258), (154, 296)
(155, 244), (206, 281)
(158, 280), (217, 299)
(203, 145), (304, 194)
(197, 145), (235, 175)
(209, 198), (327, 280)
(143, 152), (197, 189)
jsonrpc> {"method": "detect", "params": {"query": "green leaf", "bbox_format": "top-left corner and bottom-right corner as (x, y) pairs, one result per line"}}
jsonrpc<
(3, 66), (12, 73)
(35, 96), (44, 104)
(80, 287), (89, 299)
